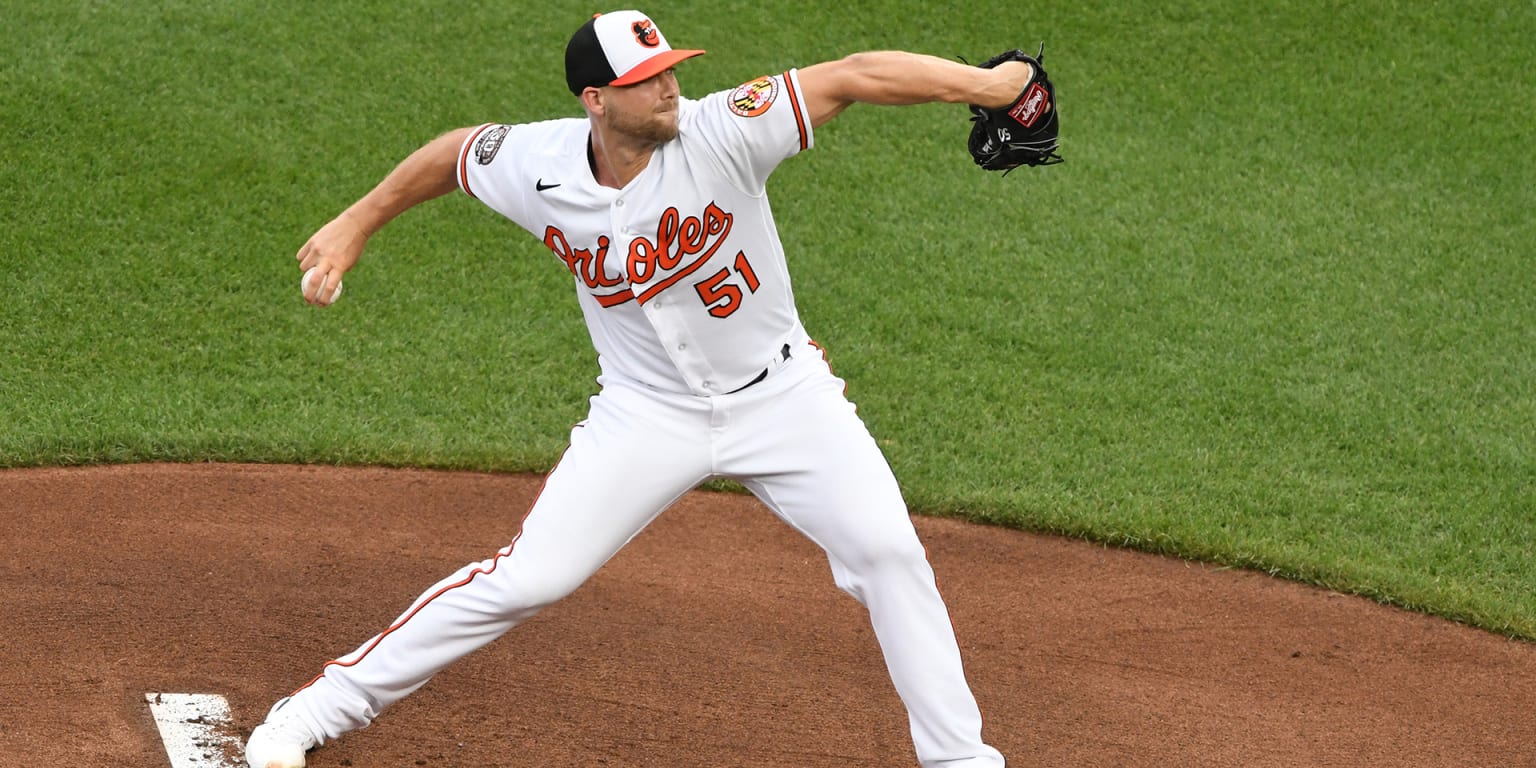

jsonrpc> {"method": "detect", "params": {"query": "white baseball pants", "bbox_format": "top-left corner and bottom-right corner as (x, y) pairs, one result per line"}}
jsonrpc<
(280, 339), (1005, 767)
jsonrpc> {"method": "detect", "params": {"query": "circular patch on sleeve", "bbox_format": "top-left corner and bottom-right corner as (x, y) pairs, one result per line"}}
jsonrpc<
(728, 77), (779, 118)
(475, 125), (511, 165)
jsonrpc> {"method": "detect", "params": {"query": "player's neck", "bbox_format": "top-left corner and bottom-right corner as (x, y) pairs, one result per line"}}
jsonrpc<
(587, 128), (657, 190)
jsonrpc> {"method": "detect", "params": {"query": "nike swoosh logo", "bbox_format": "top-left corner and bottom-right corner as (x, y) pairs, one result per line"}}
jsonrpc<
(536, 179), (561, 192)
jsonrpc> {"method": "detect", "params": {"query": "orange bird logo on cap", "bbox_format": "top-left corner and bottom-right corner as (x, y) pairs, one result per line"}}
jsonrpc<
(632, 19), (660, 47)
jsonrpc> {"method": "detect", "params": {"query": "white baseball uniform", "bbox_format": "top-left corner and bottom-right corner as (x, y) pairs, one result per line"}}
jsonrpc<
(277, 70), (1004, 767)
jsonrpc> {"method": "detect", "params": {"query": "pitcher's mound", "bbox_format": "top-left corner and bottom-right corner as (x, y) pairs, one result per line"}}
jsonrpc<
(3, 463), (1533, 767)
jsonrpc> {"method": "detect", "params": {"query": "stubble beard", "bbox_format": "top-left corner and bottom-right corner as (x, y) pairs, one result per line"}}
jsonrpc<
(609, 103), (680, 144)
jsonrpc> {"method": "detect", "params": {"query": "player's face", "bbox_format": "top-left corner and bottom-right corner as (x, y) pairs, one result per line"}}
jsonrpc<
(603, 69), (681, 143)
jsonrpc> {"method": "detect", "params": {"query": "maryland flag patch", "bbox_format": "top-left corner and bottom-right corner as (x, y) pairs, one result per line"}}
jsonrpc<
(728, 76), (778, 117)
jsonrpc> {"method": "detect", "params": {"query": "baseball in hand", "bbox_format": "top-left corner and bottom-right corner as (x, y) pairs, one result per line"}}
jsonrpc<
(301, 266), (344, 305)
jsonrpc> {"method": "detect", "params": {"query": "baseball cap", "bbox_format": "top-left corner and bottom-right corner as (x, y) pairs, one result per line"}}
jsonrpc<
(565, 10), (705, 95)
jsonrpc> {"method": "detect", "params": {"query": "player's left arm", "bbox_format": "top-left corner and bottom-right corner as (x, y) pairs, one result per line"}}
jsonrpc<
(796, 51), (1032, 128)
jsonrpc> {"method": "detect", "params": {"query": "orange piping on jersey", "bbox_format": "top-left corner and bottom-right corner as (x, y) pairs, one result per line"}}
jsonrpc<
(458, 123), (495, 199)
(782, 71), (808, 152)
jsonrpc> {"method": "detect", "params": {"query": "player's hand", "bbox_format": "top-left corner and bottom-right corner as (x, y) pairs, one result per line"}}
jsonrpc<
(296, 211), (367, 306)
(977, 60), (1035, 109)
(965, 45), (1062, 171)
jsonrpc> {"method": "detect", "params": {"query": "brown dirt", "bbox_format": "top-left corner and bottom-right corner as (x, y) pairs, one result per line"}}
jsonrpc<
(1, 463), (1532, 768)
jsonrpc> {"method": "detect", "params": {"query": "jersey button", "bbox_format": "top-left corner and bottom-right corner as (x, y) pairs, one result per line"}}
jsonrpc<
(616, 200), (626, 208)
(677, 343), (687, 351)
(701, 381), (714, 390)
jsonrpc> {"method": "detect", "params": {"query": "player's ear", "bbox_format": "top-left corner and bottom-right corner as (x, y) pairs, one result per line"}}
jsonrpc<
(579, 86), (606, 116)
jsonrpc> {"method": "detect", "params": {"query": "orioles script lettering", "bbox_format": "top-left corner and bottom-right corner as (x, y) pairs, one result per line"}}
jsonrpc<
(543, 202), (734, 307)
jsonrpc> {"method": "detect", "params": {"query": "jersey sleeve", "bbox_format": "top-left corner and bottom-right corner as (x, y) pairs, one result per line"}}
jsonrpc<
(456, 122), (528, 225)
(685, 68), (814, 195)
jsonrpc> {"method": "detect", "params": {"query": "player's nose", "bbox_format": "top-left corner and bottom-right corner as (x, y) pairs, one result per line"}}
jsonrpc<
(657, 68), (679, 97)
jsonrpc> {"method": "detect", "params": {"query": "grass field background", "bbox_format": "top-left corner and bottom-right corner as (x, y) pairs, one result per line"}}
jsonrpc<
(3, 2), (1532, 639)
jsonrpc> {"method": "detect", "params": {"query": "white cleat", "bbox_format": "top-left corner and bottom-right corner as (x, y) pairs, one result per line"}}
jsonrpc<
(245, 698), (316, 768)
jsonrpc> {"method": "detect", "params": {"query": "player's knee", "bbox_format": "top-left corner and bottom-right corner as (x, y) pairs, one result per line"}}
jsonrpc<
(521, 576), (586, 611)
(837, 532), (929, 579)
(489, 570), (588, 617)
(831, 536), (932, 606)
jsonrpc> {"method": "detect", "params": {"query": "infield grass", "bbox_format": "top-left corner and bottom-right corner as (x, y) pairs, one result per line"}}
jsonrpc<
(2, 1), (1533, 639)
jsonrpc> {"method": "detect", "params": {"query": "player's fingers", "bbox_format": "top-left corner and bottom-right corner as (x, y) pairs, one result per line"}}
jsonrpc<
(300, 246), (333, 281)
(304, 267), (344, 307)
(299, 251), (326, 277)
(301, 265), (325, 305)
(317, 272), (338, 306)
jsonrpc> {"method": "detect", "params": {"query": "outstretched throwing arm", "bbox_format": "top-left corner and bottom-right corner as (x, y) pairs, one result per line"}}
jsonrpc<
(297, 127), (473, 305)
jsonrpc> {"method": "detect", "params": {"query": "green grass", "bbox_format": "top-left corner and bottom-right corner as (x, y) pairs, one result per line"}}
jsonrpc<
(3, 1), (1533, 639)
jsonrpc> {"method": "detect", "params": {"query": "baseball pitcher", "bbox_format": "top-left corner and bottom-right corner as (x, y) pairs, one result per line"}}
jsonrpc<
(252, 9), (1059, 768)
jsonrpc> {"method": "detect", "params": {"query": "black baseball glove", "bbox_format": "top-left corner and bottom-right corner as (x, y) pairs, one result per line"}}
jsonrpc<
(966, 44), (1062, 171)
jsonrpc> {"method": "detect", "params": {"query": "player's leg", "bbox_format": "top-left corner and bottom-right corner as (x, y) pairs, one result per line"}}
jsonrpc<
(257, 379), (712, 752)
(724, 359), (1005, 768)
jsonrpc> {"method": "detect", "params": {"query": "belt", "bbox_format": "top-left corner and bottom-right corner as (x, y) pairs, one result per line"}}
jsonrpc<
(726, 343), (793, 394)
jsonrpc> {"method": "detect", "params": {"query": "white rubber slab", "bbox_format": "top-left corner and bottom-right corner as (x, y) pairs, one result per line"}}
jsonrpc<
(144, 693), (241, 768)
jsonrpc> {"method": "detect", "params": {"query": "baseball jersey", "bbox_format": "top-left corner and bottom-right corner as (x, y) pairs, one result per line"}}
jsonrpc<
(458, 69), (815, 397)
